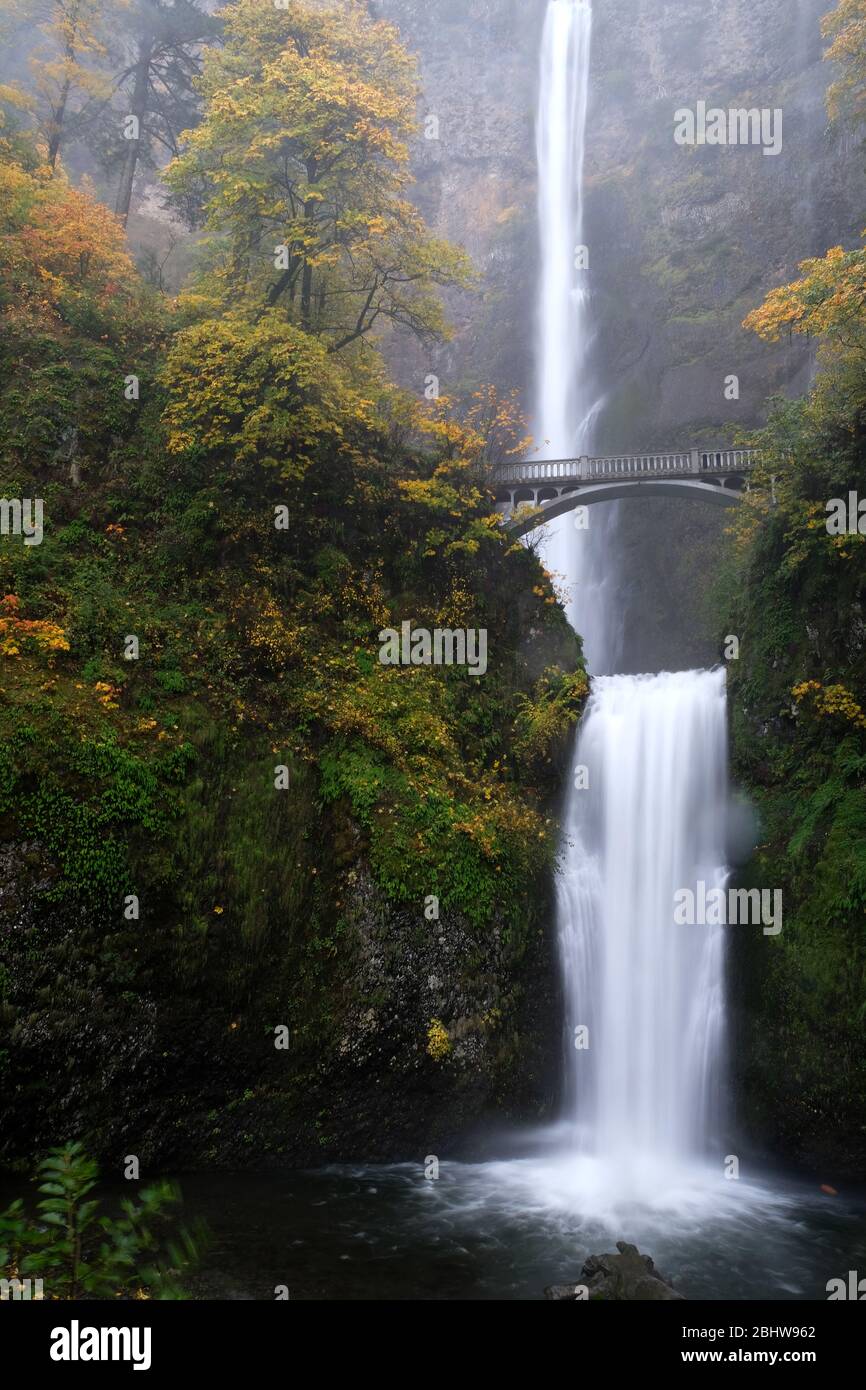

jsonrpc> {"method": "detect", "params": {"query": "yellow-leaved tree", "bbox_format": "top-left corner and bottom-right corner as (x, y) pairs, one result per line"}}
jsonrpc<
(165, 0), (473, 352)
(24, 0), (119, 168)
(824, 0), (866, 125)
(743, 243), (866, 357)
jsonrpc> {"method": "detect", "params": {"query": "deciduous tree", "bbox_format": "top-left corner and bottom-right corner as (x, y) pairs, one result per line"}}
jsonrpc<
(27, 0), (116, 168)
(824, 0), (866, 126)
(166, 0), (472, 354)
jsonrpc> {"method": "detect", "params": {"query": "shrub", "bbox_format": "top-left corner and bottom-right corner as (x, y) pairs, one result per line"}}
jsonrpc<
(0, 1142), (205, 1300)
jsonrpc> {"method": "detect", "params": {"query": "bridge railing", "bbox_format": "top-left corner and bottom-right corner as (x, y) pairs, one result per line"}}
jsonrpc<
(497, 448), (758, 487)
(587, 452), (692, 477)
(700, 449), (756, 472)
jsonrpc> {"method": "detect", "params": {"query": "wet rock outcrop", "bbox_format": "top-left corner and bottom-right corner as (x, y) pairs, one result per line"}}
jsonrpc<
(545, 1241), (685, 1301)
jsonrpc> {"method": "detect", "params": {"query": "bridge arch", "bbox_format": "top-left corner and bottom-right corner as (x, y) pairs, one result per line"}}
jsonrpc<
(502, 478), (744, 538)
(495, 447), (758, 538)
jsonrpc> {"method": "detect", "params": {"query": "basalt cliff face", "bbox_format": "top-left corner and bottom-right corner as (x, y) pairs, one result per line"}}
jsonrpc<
(381, 0), (861, 442)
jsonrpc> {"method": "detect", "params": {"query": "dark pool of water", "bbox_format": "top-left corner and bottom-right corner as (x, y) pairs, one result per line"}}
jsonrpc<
(173, 1156), (866, 1301)
(4, 1151), (864, 1301)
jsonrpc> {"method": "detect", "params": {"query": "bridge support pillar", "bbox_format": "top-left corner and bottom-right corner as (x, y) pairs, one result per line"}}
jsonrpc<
(690, 448), (701, 474)
(579, 455), (589, 480)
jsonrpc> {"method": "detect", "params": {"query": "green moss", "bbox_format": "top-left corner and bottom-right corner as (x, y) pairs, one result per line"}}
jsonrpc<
(721, 394), (866, 1163)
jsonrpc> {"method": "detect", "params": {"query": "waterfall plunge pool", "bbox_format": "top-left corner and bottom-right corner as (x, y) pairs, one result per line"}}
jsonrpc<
(171, 1156), (866, 1301)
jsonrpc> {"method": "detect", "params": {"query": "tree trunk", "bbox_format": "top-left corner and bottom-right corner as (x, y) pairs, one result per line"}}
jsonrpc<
(47, 76), (72, 170)
(115, 38), (153, 224)
(300, 253), (314, 330)
(300, 158), (318, 330)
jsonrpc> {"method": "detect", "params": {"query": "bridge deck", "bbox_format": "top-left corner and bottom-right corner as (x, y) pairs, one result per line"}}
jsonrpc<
(497, 448), (757, 488)
(496, 448), (761, 535)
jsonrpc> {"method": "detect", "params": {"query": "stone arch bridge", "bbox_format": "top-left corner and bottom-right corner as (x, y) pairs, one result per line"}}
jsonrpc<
(497, 448), (759, 537)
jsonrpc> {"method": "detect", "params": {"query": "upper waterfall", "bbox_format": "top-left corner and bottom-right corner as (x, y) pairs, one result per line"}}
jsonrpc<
(535, 0), (619, 675)
(536, 0), (593, 459)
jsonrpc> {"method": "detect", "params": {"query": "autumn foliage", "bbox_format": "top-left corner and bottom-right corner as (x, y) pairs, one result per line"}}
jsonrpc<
(824, 0), (866, 125)
(0, 160), (145, 340)
(0, 594), (69, 658)
(743, 242), (866, 355)
(166, 0), (472, 351)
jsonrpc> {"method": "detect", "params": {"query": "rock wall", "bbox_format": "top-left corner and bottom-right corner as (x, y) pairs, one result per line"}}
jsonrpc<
(380, 0), (864, 445)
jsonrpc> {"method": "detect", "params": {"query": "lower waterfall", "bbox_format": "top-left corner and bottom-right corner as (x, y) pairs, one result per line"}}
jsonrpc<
(557, 669), (729, 1193)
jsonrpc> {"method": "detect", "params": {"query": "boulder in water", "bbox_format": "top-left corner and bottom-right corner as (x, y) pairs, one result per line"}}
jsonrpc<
(545, 1241), (685, 1301)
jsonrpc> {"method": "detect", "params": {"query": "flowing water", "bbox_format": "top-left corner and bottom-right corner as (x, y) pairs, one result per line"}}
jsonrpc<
(535, 3), (730, 1187)
(533, 0), (618, 674)
(535, 0), (593, 458)
(173, 1166), (866, 1301)
(557, 670), (729, 1188)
